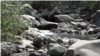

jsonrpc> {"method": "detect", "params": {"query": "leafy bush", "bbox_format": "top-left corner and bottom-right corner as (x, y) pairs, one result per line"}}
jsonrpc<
(1, 1), (28, 42)
(80, 1), (100, 13)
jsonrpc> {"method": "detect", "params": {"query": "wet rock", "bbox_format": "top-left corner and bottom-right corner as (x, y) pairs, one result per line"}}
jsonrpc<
(47, 7), (61, 22)
(64, 48), (100, 56)
(33, 36), (48, 48)
(76, 22), (88, 29)
(27, 48), (34, 52)
(69, 13), (80, 19)
(93, 27), (100, 33)
(68, 40), (100, 55)
(56, 37), (63, 44)
(54, 15), (75, 23)
(76, 49), (100, 56)
(68, 38), (79, 46)
(48, 43), (67, 56)
(1, 42), (18, 56)
(21, 29), (41, 39)
(39, 18), (58, 29)
(37, 48), (48, 54)
(92, 10), (100, 26)
(18, 39), (33, 49)
(29, 52), (49, 56)
(20, 15), (41, 27)
(10, 52), (29, 56)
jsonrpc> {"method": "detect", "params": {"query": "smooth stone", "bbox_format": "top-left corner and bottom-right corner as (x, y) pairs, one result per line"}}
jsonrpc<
(48, 43), (67, 56)
(20, 15), (41, 27)
(54, 15), (75, 23)
(68, 40), (100, 54)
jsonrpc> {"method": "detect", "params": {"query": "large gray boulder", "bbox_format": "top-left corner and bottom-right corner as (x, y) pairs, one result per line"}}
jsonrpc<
(38, 18), (58, 30)
(64, 48), (100, 56)
(1, 42), (18, 56)
(54, 15), (75, 23)
(21, 29), (42, 39)
(20, 15), (41, 27)
(92, 10), (100, 26)
(64, 40), (100, 56)
(21, 4), (37, 17)
(48, 43), (67, 56)
(47, 7), (61, 22)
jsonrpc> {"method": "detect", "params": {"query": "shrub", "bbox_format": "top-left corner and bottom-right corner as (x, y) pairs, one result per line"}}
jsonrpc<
(1, 1), (28, 42)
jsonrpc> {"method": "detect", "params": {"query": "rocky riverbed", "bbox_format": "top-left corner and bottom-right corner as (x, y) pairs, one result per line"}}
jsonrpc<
(1, 3), (100, 56)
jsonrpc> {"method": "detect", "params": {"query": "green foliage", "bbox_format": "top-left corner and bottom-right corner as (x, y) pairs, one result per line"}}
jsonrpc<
(80, 1), (100, 13)
(1, 1), (27, 42)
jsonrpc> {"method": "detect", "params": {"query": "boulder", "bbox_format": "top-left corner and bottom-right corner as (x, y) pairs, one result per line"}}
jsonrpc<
(29, 52), (49, 56)
(38, 18), (58, 30)
(54, 15), (75, 23)
(21, 4), (37, 17)
(21, 29), (40, 39)
(33, 36), (44, 48)
(77, 22), (88, 29)
(93, 27), (100, 33)
(92, 10), (100, 26)
(76, 49), (100, 56)
(10, 52), (29, 56)
(47, 7), (61, 22)
(64, 49), (100, 56)
(69, 13), (80, 19)
(20, 15), (41, 27)
(1, 42), (18, 56)
(18, 39), (33, 49)
(64, 40), (100, 56)
(48, 43), (67, 56)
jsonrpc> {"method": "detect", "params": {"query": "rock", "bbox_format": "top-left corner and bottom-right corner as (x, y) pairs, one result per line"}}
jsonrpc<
(18, 39), (33, 49)
(21, 4), (37, 17)
(33, 37), (43, 48)
(56, 37), (63, 44)
(27, 48), (34, 52)
(33, 36), (48, 48)
(20, 15), (41, 27)
(67, 39), (100, 55)
(29, 52), (49, 56)
(47, 7), (61, 22)
(76, 22), (88, 29)
(93, 27), (100, 33)
(37, 48), (48, 54)
(69, 13), (80, 19)
(48, 43), (67, 56)
(1, 42), (18, 56)
(64, 49), (100, 56)
(41, 9), (50, 19)
(38, 18), (58, 29)
(10, 52), (29, 56)
(54, 15), (75, 23)
(92, 10), (100, 26)
(48, 38), (56, 43)
(76, 49), (100, 56)
(68, 38), (79, 46)
(21, 29), (40, 39)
